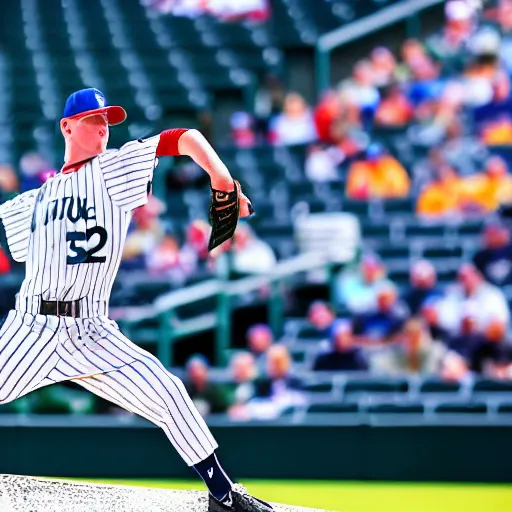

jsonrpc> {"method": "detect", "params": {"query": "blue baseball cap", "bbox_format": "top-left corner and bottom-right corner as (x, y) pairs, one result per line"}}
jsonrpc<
(62, 88), (127, 126)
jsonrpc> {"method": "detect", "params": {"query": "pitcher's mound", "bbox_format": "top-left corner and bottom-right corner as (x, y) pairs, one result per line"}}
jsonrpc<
(0, 474), (329, 512)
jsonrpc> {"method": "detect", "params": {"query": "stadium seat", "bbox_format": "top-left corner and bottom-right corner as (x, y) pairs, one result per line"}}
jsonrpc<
(302, 382), (333, 393)
(367, 403), (425, 414)
(419, 379), (462, 395)
(434, 402), (488, 414)
(343, 378), (409, 400)
(307, 402), (359, 414)
(473, 380), (512, 394)
(497, 403), (512, 414)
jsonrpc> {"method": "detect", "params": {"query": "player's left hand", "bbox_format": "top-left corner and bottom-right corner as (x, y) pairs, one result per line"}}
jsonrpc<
(210, 177), (254, 218)
(207, 178), (254, 251)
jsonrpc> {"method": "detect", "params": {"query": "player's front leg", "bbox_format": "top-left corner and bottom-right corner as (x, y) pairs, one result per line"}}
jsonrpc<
(73, 320), (274, 510)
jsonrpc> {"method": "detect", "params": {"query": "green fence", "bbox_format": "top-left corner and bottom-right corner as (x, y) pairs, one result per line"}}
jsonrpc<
(115, 253), (336, 367)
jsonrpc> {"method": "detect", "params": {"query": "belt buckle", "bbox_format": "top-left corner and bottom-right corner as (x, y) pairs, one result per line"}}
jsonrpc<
(71, 301), (76, 318)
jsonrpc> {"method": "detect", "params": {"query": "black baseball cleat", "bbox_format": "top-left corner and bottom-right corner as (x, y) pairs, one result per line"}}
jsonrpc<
(208, 484), (274, 512)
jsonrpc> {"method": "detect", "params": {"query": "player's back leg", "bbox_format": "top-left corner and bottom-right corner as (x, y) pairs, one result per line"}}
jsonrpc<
(0, 310), (61, 404)
(68, 318), (218, 466)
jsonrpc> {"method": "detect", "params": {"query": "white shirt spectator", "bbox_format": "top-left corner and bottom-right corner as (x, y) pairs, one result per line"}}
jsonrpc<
(233, 239), (277, 275)
(272, 110), (317, 146)
(271, 92), (318, 146)
(437, 282), (510, 333)
(305, 146), (343, 183)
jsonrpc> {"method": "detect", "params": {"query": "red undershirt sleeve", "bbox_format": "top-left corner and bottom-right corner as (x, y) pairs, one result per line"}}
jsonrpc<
(156, 128), (189, 157)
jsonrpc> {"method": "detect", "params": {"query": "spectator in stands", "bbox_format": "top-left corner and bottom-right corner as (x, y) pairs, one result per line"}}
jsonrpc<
(19, 152), (54, 192)
(121, 196), (165, 270)
(437, 263), (510, 334)
(306, 300), (336, 338)
(445, 303), (486, 364)
(370, 47), (398, 88)
(492, 0), (512, 74)
(371, 318), (447, 375)
(407, 82), (464, 147)
(466, 156), (512, 212)
(335, 252), (394, 314)
(230, 111), (256, 148)
(0, 247), (11, 275)
(313, 91), (343, 144)
(0, 164), (19, 202)
(473, 221), (512, 287)
(179, 219), (212, 279)
(146, 230), (186, 284)
(184, 355), (231, 417)
(416, 163), (462, 218)
(441, 350), (471, 381)
(475, 70), (512, 145)
(246, 345), (305, 420)
(228, 223), (277, 276)
(345, 143), (410, 200)
(352, 282), (408, 344)
(246, 323), (274, 370)
(402, 260), (444, 316)
(446, 306), (508, 374)
(461, 30), (501, 108)
(478, 318), (512, 374)
(304, 144), (342, 183)
(270, 92), (317, 146)
(412, 146), (448, 196)
(460, 156), (512, 212)
(426, 0), (476, 72)
(313, 92), (365, 152)
(397, 39), (438, 82)
(338, 60), (380, 122)
(227, 352), (258, 421)
(312, 319), (368, 371)
(374, 83), (414, 127)
(441, 117), (488, 179)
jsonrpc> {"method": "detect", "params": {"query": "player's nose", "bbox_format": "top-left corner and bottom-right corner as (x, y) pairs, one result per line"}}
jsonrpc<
(99, 127), (106, 137)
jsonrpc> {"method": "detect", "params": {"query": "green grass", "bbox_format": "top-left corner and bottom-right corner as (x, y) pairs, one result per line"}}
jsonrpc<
(63, 478), (512, 512)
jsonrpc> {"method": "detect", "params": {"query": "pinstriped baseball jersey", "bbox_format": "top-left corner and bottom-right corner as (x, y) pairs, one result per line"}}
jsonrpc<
(0, 135), (161, 318)
(0, 133), (220, 467)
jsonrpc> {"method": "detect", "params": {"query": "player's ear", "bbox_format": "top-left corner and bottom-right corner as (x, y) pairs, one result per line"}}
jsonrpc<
(60, 119), (72, 136)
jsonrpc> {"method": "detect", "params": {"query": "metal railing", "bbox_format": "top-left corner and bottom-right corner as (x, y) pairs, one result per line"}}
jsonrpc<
(315, 0), (445, 95)
(116, 253), (335, 367)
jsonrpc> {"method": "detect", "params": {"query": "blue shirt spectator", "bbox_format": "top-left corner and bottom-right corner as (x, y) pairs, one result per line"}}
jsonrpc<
(313, 320), (368, 371)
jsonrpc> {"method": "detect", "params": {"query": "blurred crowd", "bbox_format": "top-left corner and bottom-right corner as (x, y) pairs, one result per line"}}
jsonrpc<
(181, 230), (512, 422)
(4, 0), (512, 419)
(144, 0), (269, 22)
(233, 0), (512, 217)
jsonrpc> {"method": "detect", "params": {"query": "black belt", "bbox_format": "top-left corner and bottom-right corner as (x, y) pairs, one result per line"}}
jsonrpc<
(40, 300), (81, 318)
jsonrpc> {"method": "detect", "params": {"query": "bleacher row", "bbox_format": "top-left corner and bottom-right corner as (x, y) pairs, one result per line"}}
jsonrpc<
(0, 0), (400, 165)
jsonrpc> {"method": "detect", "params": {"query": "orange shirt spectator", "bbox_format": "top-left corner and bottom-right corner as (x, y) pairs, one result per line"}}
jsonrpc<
(416, 164), (462, 217)
(459, 156), (512, 212)
(480, 117), (512, 145)
(346, 145), (410, 199)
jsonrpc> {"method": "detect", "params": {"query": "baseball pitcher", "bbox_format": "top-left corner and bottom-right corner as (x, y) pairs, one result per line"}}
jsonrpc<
(0, 88), (272, 512)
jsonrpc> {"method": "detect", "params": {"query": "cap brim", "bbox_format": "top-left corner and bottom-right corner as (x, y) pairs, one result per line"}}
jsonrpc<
(67, 106), (127, 126)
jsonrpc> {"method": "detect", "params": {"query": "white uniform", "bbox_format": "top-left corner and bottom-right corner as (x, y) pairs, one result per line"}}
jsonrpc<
(0, 136), (217, 466)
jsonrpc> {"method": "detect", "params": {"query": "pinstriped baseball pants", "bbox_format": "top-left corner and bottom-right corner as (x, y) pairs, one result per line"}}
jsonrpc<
(0, 309), (218, 466)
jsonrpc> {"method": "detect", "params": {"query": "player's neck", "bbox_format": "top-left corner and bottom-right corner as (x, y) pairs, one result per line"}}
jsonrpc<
(64, 145), (101, 168)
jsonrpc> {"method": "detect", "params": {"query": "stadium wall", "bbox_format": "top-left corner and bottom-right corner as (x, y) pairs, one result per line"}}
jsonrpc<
(1, 422), (510, 482)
